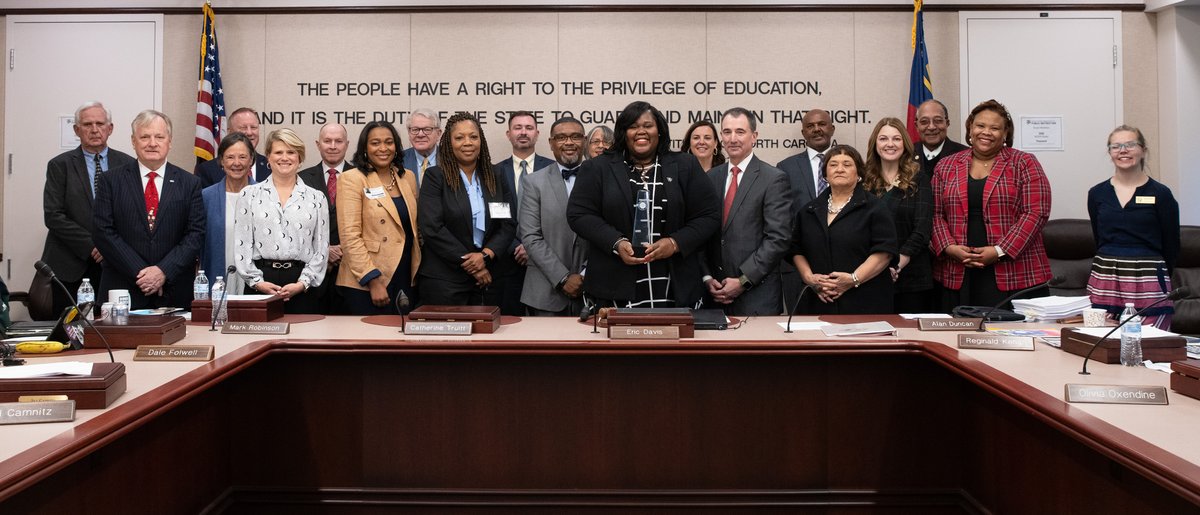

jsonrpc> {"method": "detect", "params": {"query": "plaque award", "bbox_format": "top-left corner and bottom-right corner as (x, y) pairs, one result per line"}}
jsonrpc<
(632, 188), (652, 258)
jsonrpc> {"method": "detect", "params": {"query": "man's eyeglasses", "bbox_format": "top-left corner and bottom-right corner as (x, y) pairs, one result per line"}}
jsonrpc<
(408, 127), (438, 136)
(550, 134), (585, 143)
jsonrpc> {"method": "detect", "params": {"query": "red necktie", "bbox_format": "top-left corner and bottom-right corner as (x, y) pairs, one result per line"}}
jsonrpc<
(326, 169), (338, 207)
(722, 166), (740, 224)
(145, 171), (159, 230)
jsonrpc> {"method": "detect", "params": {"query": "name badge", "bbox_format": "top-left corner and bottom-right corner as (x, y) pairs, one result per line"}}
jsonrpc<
(365, 186), (386, 199)
(489, 202), (512, 219)
(1135, 196), (1156, 205)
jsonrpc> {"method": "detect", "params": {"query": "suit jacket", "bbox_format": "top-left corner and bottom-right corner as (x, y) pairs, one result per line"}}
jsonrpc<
(402, 146), (436, 187)
(566, 151), (721, 306)
(42, 146), (135, 282)
(918, 139), (969, 178)
(518, 163), (588, 312)
(92, 161), (206, 309)
(704, 156), (793, 315)
(416, 166), (515, 285)
(777, 150), (824, 220)
(874, 173), (934, 293)
(298, 161), (352, 246)
(200, 182), (230, 287)
(336, 167), (421, 291)
(930, 146), (1053, 291)
(195, 152), (270, 189)
(495, 154), (555, 253)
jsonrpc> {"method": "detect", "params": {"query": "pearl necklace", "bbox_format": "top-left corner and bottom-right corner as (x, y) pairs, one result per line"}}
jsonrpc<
(827, 195), (851, 214)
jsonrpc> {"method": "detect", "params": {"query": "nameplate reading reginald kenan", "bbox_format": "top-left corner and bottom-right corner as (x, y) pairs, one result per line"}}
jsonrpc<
(957, 334), (1035, 351)
(134, 345), (215, 361)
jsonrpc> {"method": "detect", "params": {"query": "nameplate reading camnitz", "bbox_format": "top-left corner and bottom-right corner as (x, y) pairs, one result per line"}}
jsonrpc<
(610, 326), (680, 340)
(221, 322), (290, 334)
(134, 345), (215, 361)
(957, 334), (1035, 351)
(920, 318), (982, 331)
(404, 321), (472, 335)
(0, 400), (76, 425)
(1065, 384), (1169, 405)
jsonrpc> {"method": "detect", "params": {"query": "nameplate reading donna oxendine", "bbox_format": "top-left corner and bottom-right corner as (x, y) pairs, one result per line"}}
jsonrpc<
(919, 318), (982, 331)
(221, 322), (290, 335)
(404, 321), (473, 335)
(133, 345), (215, 361)
(610, 326), (680, 340)
(0, 400), (76, 425)
(1065, 384), (1169, 405)
(957, 334), (1036, 351)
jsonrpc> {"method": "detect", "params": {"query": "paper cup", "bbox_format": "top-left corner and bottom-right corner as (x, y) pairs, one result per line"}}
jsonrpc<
(108, 289), (130, 305)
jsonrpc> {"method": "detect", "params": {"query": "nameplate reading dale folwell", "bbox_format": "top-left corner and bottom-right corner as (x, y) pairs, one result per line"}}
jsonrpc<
(221, 322), (290, 335)
(404, 321), (472, 335)
(610, 326), (680, 340)
(134, 345), (215, 361)
(0, 400), (75, 425)
(1065, 384), (1169, 405)
(957, 334), (1035, 351)
(920, 318), (982, 331)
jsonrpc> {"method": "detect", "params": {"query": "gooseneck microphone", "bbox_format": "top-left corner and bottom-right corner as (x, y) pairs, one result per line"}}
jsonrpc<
(396, 290), (410, 333)
(210, 265), (237, 332)
(33, 260), (115, 363)
(970, 276), (1065, 332)
(783, 284), (815, 333)
(1079, 287), (1190, 375)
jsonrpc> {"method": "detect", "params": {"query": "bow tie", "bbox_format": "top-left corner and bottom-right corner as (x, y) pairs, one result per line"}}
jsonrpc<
(561, 166), (579, 181)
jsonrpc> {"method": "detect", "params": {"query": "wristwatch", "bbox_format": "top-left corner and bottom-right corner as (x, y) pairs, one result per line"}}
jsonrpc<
(738, 274), (754, 290)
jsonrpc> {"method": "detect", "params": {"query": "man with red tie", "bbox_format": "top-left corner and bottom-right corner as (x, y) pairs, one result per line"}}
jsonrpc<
(93, 110), (205, 309)
(298, 122), (352, 313)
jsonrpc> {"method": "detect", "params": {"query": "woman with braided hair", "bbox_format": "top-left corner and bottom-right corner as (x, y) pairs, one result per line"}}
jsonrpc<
(417, 112), (516, 306)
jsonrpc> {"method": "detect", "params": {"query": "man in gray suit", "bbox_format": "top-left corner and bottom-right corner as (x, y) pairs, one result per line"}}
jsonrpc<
(704, 107), (792, 316)
(42, 101), (135, 315)
(776, 108), (836, 313)
(518, 117), (588, 316)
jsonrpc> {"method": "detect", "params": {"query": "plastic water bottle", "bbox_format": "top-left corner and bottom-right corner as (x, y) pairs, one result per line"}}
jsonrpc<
(76, 278), (95, 320)
(1120, 302), (1143, 367)
(194, 270), (209, 300)
(211, 277), (227, 326)
(113, 295), (130, 325)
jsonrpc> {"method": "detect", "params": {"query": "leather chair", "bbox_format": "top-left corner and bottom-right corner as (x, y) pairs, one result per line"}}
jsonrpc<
(1042, 219), (1095, 297)
(8, 272), (56, 321)
(1170, 226), (1200, 336)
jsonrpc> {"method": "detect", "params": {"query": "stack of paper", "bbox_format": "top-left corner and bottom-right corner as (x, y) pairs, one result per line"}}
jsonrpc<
(821, 322), (897, 337)
(1011, 295), (1092, 320)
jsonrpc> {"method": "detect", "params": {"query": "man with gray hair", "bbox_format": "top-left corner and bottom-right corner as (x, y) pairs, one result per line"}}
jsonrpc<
(93, 110), (205, 309)
(402, 108), (442, 186)
(42, 101), (136, 315)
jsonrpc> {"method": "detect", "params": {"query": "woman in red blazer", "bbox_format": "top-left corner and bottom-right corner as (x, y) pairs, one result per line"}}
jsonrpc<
(930, 99), (1052, 311)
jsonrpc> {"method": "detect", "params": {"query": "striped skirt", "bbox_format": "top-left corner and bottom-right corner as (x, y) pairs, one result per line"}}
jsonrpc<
(1086, 254), (1173, 329)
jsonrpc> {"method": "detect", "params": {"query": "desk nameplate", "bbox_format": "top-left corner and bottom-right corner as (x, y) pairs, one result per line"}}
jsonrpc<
(920, 318), (982, 331)
(1065, 384), (1169, 405)
(134, 345), (215, 361)
(610, 326), (680, 340)
(957, 334), (1035, 351)
(0, 400), (75, 425)
(221, 322), (290, 335)
(404, 321), (472, 335)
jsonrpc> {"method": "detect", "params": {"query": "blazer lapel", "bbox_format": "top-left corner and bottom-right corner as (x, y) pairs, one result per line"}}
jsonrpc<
(726, 158), (760, 229)
(799, 155), (817, 202)
(548, 163), (569, 211)
(611, 158), (633, 229)
(71, 150), (94, 208)
(982, 149), (1011, 207)
(367, 172), (404, 227)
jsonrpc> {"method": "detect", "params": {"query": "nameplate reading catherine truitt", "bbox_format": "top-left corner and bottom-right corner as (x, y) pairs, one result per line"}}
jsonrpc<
(134, 345), (215, 361)
(957, 334), (1035, 351)
(1065, 384), (1169, 405)
(610, 326), (680, 340)
(0, 400), (75, 425)
(919, 318), (982, 331)
(404, 321), (472, 335)
(221, 322), (290, 334)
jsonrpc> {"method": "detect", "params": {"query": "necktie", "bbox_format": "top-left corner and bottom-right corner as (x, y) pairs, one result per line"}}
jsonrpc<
(518, 160), (528, 193)
(145, 171), (159, 230)
(93, 153), (103, 197)
(723, 166), (740, 224)
(419, 156), (428, 184)
(327, 169), (338, 207)
(561, 166), (578, 181)
(815, 153), (828, 195)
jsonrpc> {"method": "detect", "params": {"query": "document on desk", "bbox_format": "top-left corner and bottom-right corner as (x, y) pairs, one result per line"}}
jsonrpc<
(0, 361), (93, 379)
(1073, 326), (1179, 340)
(777, 321), (831, 331)
(821, 322), (897, 337)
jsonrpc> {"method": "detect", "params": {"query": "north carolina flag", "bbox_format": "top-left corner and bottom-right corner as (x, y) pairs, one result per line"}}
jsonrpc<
(194, 2), (226, 162)
(906, 0), (933, 142)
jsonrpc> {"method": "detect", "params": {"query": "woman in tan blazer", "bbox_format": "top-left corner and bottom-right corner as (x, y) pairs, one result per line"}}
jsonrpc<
(336, 121), (421, 314)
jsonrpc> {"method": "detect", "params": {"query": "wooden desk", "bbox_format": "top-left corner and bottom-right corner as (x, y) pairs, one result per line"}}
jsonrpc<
(1, 316), (1197, 514)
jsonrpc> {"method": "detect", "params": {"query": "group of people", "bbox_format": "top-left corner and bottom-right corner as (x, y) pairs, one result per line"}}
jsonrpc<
(40, 98), (1180, 328)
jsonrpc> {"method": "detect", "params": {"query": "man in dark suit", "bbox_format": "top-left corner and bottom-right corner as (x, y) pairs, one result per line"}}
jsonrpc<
(914, 99), (969, 177)
(493, 110), (553, 315)
(93, 110), (205, 309)
(704, 108), (793, 315)
(195, 107), (269, 188)
(42, 102), (136, 315)
(401, 108), (441, 186)
(518, 117), (588, 317)
(298, 123), (352, 314)
(776, 108), (837, 313)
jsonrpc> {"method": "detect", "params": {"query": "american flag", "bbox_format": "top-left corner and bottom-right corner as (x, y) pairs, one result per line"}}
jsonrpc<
(194, 2), (225, 162)
(905, 0), (933, 143)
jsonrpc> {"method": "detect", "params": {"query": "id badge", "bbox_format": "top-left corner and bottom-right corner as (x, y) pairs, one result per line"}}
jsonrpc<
(489, 202), (512, 219)
(365, 186), (386, 199)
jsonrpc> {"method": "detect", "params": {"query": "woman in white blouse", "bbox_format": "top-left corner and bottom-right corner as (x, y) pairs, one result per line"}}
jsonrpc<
(233, 128), (329, 313)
